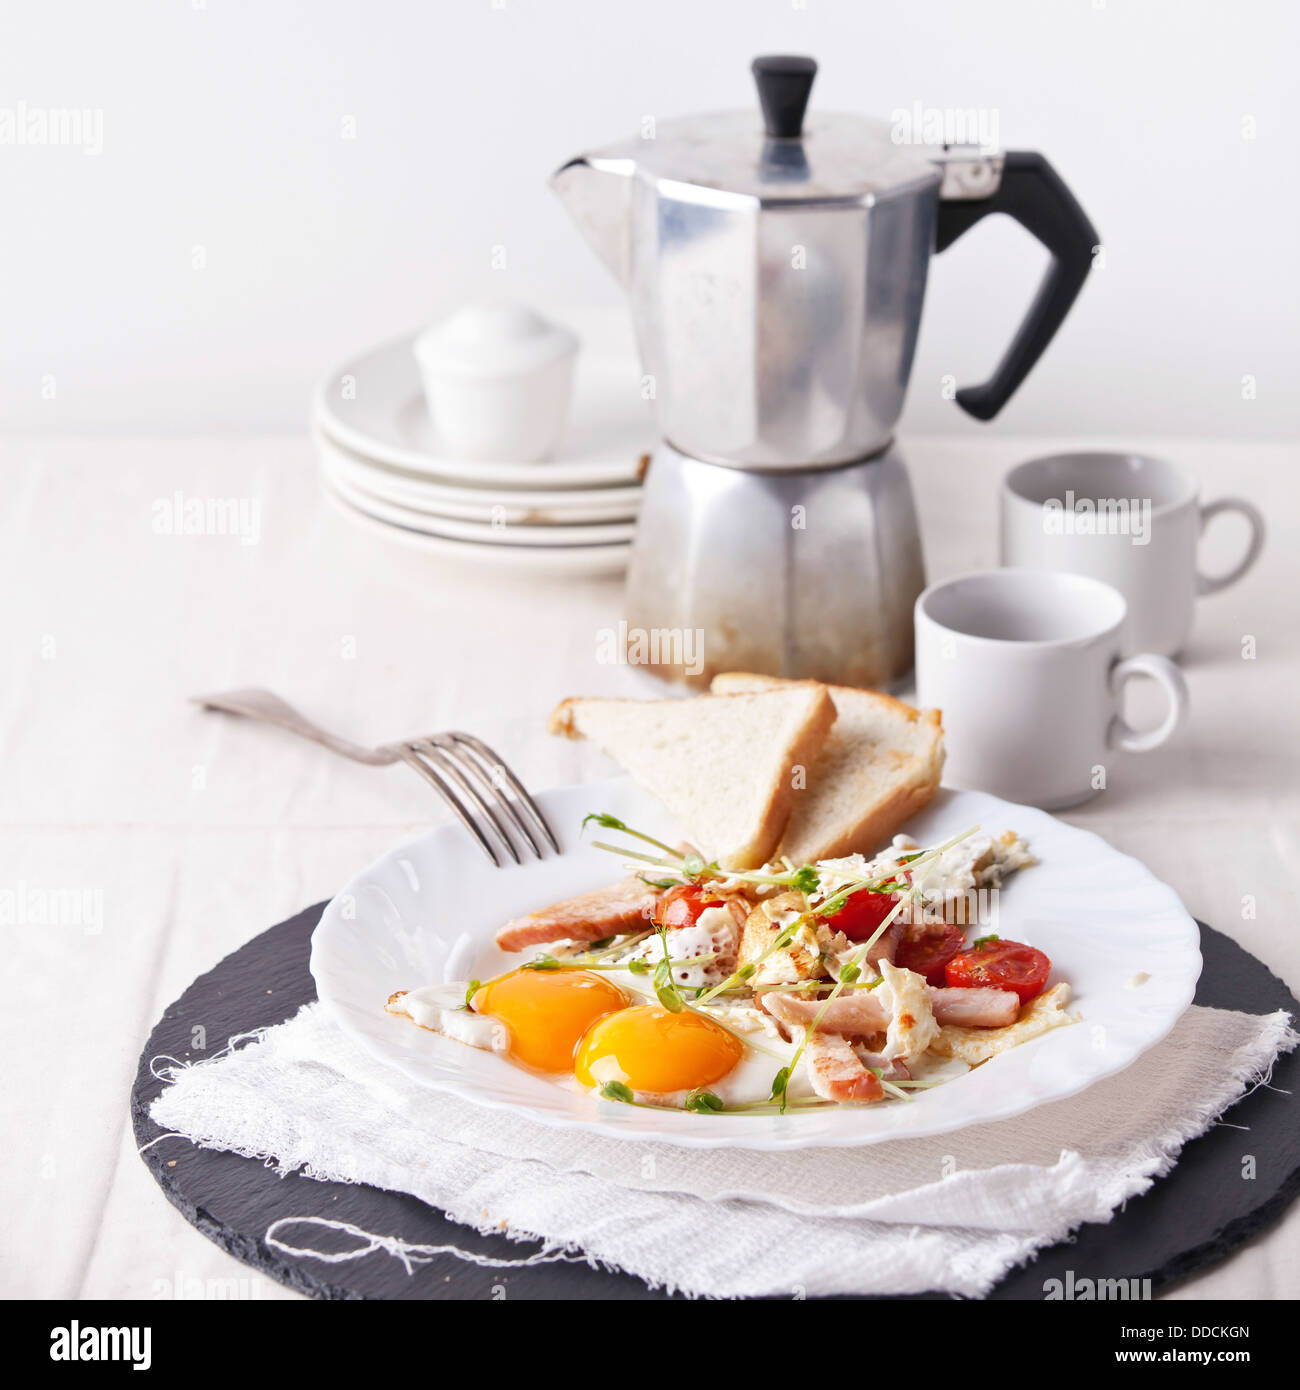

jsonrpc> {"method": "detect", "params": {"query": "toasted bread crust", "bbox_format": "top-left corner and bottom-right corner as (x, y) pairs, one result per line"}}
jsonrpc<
(714, 673), (930, 725)
(547, 698), (583, 738)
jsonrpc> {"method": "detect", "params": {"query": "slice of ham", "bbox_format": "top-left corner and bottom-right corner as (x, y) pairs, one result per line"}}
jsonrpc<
(764, 989), (889, 1035)
(928, 986), (1021, 1029)
(763, 981), (1020, 1035)
(495, 876), (660, 953)
(803, 1033), (885, 1103)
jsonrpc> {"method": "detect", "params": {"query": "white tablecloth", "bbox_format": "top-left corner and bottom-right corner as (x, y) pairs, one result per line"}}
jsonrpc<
(2, 434), (1296, 1300)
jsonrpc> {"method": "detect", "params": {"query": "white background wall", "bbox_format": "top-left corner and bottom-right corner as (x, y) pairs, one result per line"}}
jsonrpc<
(2, 0), (1295, 438)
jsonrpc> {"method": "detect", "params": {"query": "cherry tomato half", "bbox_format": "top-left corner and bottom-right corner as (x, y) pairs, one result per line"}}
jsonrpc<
(944, 939), (1051, 1003)
(822, 889), (901, 942)
(895, 923), (967, 987)
(655, 884), (724, 930)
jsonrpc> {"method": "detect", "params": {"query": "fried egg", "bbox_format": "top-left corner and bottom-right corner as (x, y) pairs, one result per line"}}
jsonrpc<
(574, 1004), (743, 1094)
(473, 969), (628, 1073)
(572, 1002), (808, 1108)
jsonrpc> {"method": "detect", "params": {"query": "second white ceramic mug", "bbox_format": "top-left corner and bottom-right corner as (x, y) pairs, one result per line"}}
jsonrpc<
(915, 569), (1189, 810)
(999, 451), (1265, 656)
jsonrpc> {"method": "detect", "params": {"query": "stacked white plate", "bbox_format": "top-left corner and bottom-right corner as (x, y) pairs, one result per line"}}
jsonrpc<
(312, 322), (653, 576)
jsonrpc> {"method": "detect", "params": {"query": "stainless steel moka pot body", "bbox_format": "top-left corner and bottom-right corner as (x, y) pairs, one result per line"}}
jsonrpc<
(553, 56), (1097, 687)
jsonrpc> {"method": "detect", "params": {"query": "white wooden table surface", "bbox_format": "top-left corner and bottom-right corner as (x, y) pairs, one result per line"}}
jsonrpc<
(2, 434), (1296, 1301)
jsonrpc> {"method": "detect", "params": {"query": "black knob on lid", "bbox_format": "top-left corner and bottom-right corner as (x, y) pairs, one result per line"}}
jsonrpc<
(752, 54), (817, 139)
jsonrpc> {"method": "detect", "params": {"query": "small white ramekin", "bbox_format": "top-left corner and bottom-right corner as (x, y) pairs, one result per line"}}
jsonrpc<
(413, 303), (580, 463)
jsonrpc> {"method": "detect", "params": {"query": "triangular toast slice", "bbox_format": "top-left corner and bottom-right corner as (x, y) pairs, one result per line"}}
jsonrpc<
(710, 672), (944, 863)
(548, 684), (836, 869)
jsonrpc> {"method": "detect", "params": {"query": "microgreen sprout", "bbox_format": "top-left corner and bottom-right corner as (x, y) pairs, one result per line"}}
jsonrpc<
(463, 979), (480, 1009)
(585, 811), (819, 896)
(789, 864), (820, 894)
(705, 1095), (834, 1113)
(521, 955), (562, 971)
(598, 1080), (831, 1115)
(748, 977), (880, 997)
(721, 864), (821, 894)
(972, 933), (1000, 950)
(653, 929), (684, 1012)
(591, 841), (680, 869)
(685, 1090), (725, 1114)
(582, 812), (679, 858)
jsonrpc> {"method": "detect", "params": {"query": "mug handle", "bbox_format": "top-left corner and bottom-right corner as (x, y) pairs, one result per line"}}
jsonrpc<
(1107, 654), (1189, 753)
(1196, 497), (1266, 596)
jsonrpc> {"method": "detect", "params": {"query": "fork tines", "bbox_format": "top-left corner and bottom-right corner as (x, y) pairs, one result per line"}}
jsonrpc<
(397, 734), (559, 867)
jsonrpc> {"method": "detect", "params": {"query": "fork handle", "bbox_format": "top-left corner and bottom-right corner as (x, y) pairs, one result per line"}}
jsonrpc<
(191, 688), (395, 766)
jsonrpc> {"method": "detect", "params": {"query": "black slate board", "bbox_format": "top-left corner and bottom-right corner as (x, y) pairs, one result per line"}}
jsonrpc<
(131, 905), (1299, 1301)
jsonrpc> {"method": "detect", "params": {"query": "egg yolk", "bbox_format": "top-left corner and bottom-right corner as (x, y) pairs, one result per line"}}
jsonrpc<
(473, 969), (628, 1073)
(574, 1004), (743, 1094)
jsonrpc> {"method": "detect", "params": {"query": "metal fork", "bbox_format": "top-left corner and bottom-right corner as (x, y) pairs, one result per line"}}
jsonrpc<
(192, 688), (559, 867)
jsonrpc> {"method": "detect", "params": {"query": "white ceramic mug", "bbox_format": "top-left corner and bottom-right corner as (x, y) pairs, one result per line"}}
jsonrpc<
(915, 569), (1189, 810)
(999, 452), (1265, 657)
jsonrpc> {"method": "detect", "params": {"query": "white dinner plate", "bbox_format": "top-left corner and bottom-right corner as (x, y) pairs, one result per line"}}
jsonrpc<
(325, 488), (631, 577)
(315, 430), (642, 525)
(310, 775), (1201, 1150)
(313, 333), (653, 490)
(321, 448), (637, 548)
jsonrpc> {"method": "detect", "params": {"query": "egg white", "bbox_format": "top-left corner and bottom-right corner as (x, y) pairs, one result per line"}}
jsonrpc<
(386, 983), (508, 1053)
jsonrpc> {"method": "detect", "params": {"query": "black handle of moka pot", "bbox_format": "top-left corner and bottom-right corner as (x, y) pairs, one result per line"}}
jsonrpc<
(752, 54), (817, 138)
(935, 151), (1098, 421)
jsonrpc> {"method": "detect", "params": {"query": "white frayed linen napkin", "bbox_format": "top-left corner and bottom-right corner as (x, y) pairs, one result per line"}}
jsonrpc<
(148, 1002), (1295, 1298)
